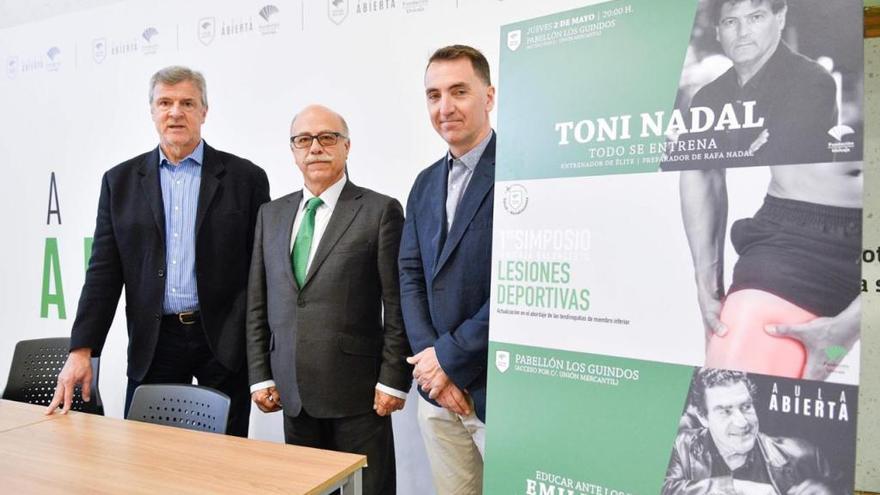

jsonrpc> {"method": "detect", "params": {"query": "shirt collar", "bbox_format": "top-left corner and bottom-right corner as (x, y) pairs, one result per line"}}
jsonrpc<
(447, 129), (494, 172)
(707, 431), (764, 475)
(741, 41), (789, 92)
(303, 173), (347, 212)
(159, 140), (204, 168)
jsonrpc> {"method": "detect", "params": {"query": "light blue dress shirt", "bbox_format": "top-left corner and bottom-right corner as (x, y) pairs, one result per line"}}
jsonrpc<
(158, 140), (203, 314)
(445, 130), (493, 232)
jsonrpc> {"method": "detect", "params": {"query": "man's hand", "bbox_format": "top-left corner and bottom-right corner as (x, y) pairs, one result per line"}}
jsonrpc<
(407, 347), (450, 399)
(46, 348), (93, 415)
(696, 286), (728, 344)
(680, 168), (728, 347)
(250, 386), (282, 413)
(434, 382), (471, 416)
(407, 347), (471, 415)
(766, 297), (861, 381)
(786, 480), (833, 495)
(373, 390), (405, 416)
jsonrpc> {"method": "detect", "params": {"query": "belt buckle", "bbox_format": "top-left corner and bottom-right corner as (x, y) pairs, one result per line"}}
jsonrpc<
(178, 311), (197, 325)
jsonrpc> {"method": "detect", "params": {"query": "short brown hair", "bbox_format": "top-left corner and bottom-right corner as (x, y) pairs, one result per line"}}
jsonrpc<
(427, 45), (491, 86)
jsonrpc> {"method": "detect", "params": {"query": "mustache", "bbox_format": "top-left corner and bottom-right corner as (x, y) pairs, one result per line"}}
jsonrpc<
(305, 157), (333, 165)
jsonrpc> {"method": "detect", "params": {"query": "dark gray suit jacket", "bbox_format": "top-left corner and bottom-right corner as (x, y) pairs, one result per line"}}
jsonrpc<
(246, 180), (412, 418)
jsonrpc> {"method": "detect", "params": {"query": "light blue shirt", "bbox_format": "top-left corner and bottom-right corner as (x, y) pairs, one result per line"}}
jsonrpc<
(158, 140), (203, 314)
(445, 130), (493, 231)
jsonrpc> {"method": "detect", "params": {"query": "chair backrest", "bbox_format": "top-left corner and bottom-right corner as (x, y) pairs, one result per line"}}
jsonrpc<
(127, 384), (230, 434)
(2, 337), (103, 415)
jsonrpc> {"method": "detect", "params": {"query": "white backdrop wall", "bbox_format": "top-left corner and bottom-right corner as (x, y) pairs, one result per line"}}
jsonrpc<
(0, 0), (591, 492)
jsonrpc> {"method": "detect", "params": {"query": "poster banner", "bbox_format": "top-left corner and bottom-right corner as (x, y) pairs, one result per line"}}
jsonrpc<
(485, 0), (864, 492)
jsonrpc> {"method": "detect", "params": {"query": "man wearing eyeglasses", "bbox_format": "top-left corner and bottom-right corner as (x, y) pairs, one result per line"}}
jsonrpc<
(47, 66), (270, 438)
(246, 104), (412, 495)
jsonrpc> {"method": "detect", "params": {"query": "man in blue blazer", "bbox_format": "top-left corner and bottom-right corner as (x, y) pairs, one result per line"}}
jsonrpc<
(47, 66), (269, 437)
(399, 45), (495, 494)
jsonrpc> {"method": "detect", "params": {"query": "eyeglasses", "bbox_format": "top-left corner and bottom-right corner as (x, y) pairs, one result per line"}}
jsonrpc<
(290, 132), (348, 149)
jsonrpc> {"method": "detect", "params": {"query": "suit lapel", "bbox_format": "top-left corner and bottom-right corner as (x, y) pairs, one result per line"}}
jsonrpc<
(427, 159), (448, 273)
(301, 181), (363, 290)
(138, 148), (166, 244)
(282, 191), (304, 293)
(434, 135), (495, 276)
(195, 142), (225, 237)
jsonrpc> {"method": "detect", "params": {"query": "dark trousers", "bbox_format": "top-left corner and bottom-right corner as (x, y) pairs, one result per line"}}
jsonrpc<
(284, 408), (396, 495)
(124, 315), (250, 437)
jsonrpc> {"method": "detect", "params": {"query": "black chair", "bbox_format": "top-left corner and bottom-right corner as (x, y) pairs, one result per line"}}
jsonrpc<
(127, 384), (230, 434)
(2, 337), (104, 414)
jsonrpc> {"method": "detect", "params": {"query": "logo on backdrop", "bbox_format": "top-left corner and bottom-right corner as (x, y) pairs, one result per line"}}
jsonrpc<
(258, 5), (281, 34)
(827, 124), (856, 155)
(503, 184), (529, 215)
(200, 8), (285, 44)
(507, 29), (522, 51)
(46, 47), (61, 72)
(111, 38), (137, 56)
(495, 351), (510, 373)
(91, 31), (158, 63)
(220, 16), (254, 39)
(355, 0), (396, 15)
(402, 0), (429, 13)
(198, 17), (216, 45)
(6, 56), (18, 79)
(142, 27), (159, 43)
(92, 38), (107, 63)
(5, 48), (63, 77)
(141, 27), (160, 55)
(329, 0), (349, 25)
(17, 55), (44, 74)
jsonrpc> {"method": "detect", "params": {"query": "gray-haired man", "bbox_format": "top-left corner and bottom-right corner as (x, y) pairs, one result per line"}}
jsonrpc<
(48, 65), (270, 437)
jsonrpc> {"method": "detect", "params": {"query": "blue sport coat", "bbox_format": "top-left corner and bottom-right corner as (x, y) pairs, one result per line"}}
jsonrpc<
(399, 134), (495, 422)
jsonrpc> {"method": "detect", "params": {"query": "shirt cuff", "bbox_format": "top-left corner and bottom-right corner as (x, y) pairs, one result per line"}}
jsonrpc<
(375, 383), (407, 400)
(250, 380), (276, 393)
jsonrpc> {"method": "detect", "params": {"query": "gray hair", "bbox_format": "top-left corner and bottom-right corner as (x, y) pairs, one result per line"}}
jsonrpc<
(148, 66), (208, 107)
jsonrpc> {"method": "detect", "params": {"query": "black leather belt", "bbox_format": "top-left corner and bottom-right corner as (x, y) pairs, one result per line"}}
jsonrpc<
(164, 311), (200, 325)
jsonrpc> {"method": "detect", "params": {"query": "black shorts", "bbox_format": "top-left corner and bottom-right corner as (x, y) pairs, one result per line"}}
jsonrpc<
(729, 195), (862, 317)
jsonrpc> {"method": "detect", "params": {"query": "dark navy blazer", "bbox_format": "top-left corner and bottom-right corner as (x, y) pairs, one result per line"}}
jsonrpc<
(69, 143), (270, 381)
(399, 134), (495, 422)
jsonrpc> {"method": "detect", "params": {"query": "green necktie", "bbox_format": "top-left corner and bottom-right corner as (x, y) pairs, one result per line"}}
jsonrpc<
(291, 197), (324, 287)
